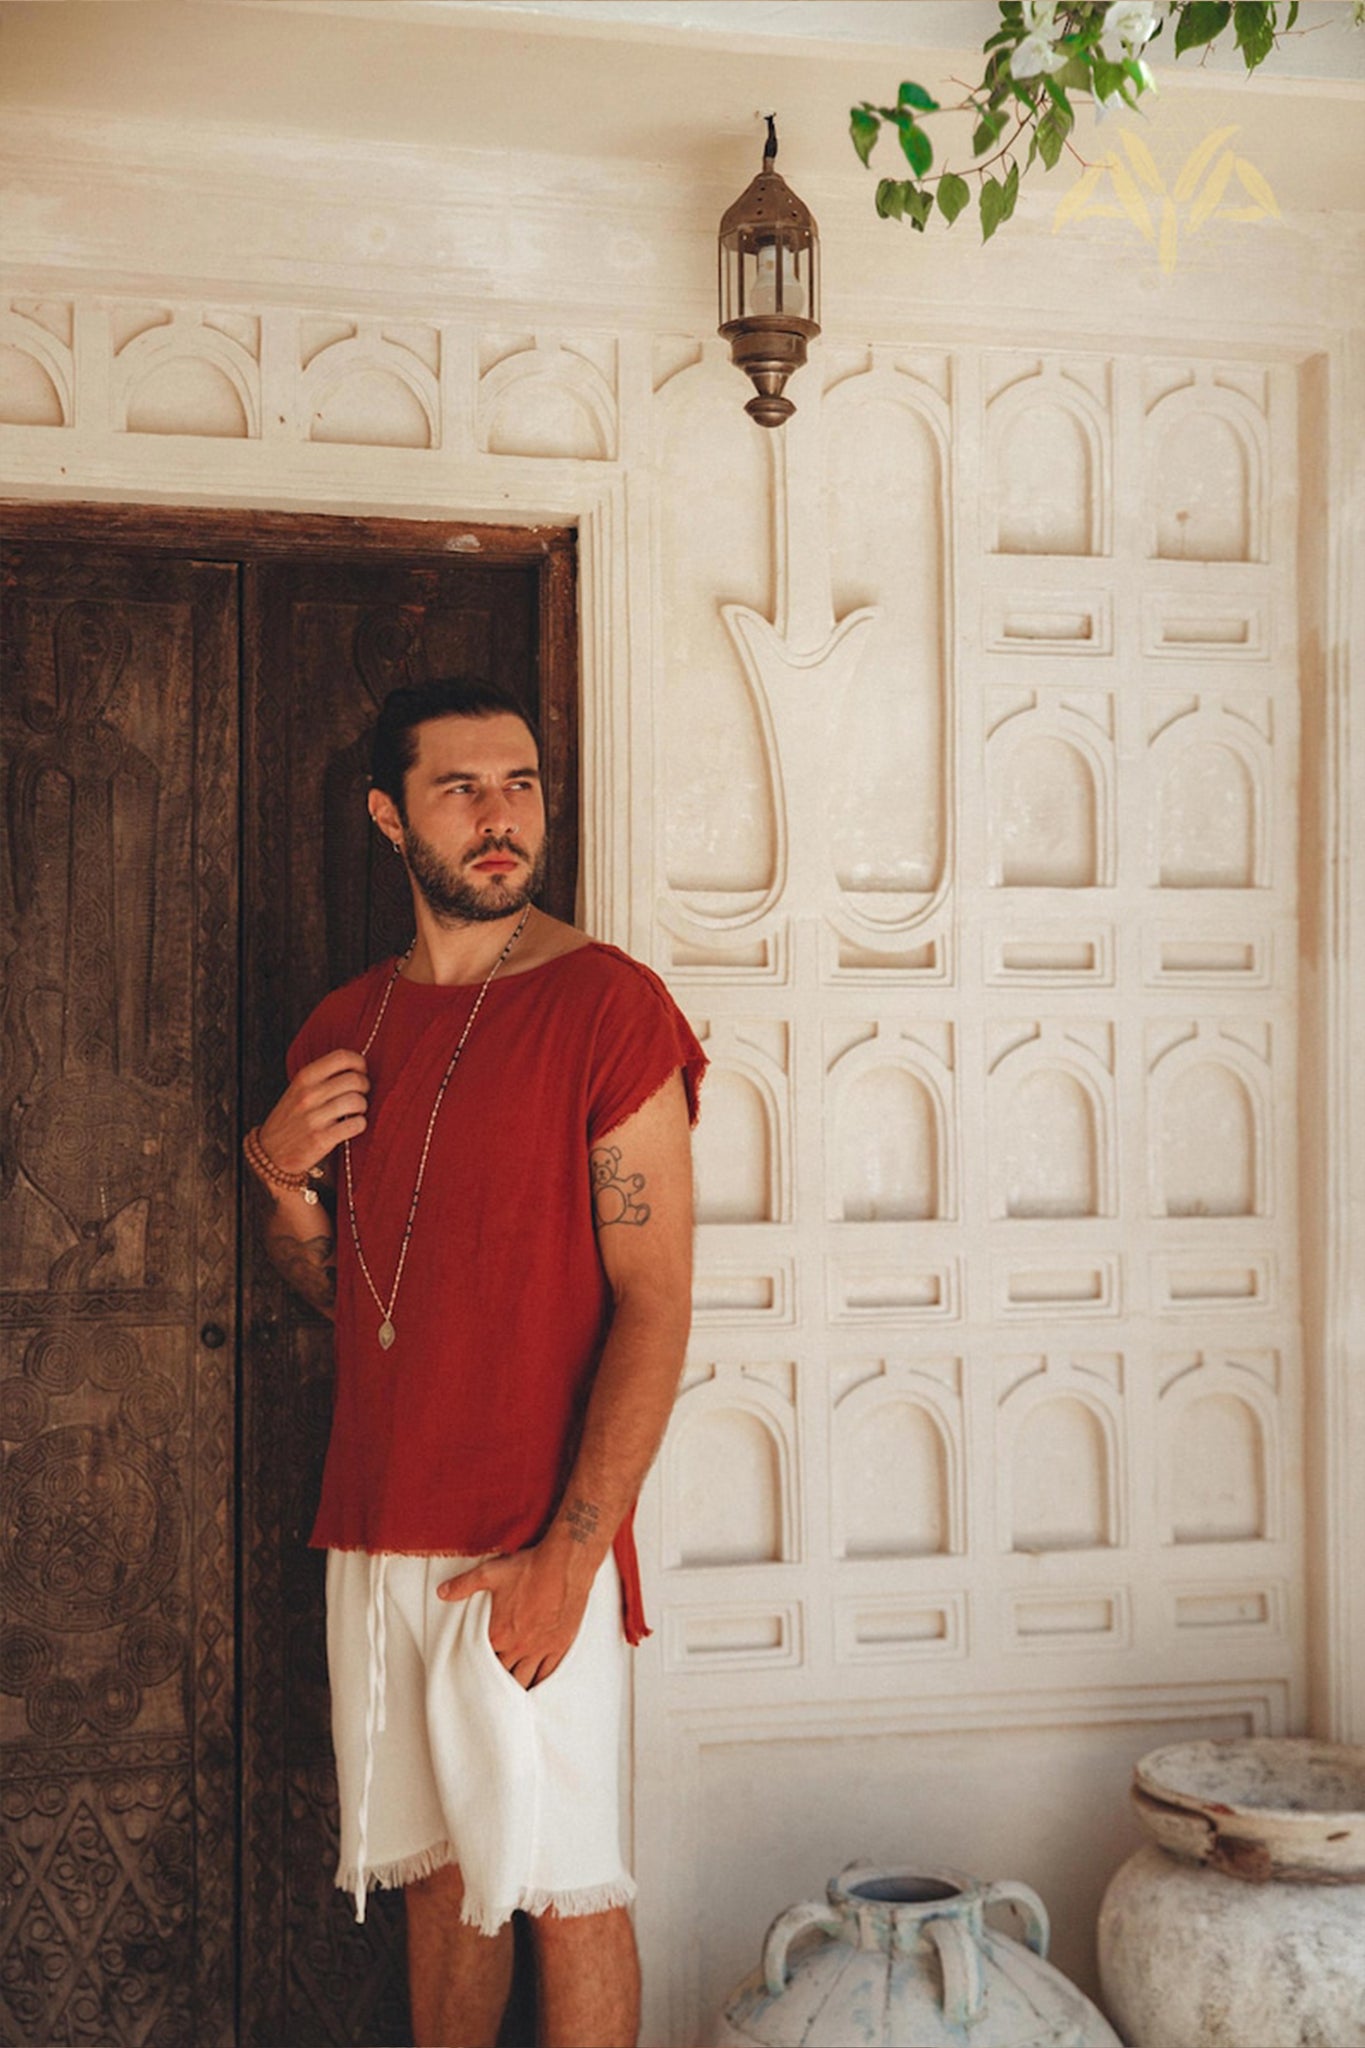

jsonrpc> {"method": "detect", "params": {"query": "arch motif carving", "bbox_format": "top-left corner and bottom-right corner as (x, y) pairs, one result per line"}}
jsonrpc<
(1149, 705), (1269, 890)
(987, 1026), (1114, 1219)
(478, 339), (616, 460)
(987, 698), (1115, 889)
(831, 1365), (963, 1559)
(691, 1023), (790, 1225)
(986, 364), (1111, 557)
(996, 1359), (1125, 1553)
(664, 1370), (796, 1568)
(1145, 375), (1268, 563)
(1148, 1025), (1271, 1219)
(1157, 1353), (1280, 1545)
(114, 317), (260, 438)
(301, 327), (438, 447)
(0, 309), (72, 426)
(826, 1028), (954, 1223)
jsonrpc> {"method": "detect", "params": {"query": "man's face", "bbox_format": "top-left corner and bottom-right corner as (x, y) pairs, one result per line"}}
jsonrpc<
(388, 711), (547, 925)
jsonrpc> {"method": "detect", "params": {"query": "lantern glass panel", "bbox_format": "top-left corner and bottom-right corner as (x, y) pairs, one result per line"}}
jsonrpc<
(749, 238), (810, 317)
(720, 239), (745, 325)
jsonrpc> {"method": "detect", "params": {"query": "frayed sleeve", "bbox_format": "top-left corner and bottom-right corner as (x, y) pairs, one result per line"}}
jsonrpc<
(586, 957), (706, 1144)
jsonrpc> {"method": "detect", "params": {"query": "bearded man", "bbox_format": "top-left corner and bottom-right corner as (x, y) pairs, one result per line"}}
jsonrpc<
(244, 678), (704, 2048)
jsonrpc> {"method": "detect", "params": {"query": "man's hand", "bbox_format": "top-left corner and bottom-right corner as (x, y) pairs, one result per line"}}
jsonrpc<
(248, 1049), (370, 1317)
(437, 1543), (592, 1690)
(260, 1047), (370, 1175)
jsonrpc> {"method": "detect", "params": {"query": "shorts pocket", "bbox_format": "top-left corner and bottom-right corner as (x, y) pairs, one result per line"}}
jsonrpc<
(477, 1583), (598, 1700)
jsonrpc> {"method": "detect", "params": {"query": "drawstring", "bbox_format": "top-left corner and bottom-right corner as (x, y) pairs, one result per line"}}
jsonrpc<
(354, 1552), (389, 1923)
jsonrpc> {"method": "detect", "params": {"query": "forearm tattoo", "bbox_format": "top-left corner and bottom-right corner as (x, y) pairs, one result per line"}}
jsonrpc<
(589, 1145), (650, 1228)
(563, 1496), (601, 1545)
(267, 1228), (337, 1311)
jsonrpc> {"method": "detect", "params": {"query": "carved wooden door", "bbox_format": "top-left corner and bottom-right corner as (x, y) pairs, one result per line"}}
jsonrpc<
(1, 519), (576, 2048)
(0, 542), (239, 2048)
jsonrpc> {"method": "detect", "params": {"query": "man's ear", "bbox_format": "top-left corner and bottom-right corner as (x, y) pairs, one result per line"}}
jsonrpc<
(368, 788), (404, 850)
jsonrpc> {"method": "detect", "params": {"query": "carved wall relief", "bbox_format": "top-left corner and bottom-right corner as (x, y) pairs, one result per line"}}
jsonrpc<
(986, 360), (1111, 557)
(987, 692), (1115, 890)
(998, 1357), (1124, 1555)
(838, 1069), (939, 1222)
(0, 304), (72, 427)
(692, 1070), (775, 1225)
(655, 354), (778, 922)
(114, 310), (260, 439)
(988, 1025), (1114, 1220)
(690, 1023), (789, 1227)
(665, 1368), (796, 1570)
(824, 370), (949, 923)
(301, 321), (439, 448)
(1147, 373), (1268, 564)
(1151, 1025), (1269, 1219)
(1153, 708), (1267, 890)
(1159, 1353), (1280, 1546)
(832, 1361), (963, 1561)
(478, 335), (616, 458)
(827, 1027), (954, 1224)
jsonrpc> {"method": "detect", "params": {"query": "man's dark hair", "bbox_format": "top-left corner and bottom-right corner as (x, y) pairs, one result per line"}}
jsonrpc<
(370, 678), (541, 816)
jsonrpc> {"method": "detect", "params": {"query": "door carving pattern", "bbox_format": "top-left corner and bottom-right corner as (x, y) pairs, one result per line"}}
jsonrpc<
(1, 544), (238, 2048)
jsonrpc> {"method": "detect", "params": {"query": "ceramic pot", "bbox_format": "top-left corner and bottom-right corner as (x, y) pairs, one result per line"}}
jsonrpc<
(1097, 1738), (1365, 2048)
(711, 1862), (1122, 2047)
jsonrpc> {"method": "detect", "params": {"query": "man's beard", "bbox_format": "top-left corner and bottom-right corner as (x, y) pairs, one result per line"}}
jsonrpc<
(400, 825), (546, 924)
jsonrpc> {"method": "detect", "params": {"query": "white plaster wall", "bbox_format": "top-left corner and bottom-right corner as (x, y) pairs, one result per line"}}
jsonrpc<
(1, 6), (1361, 2040)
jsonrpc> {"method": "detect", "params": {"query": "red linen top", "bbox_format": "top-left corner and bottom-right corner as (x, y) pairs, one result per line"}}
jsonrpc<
(286, 941), (706, 1644)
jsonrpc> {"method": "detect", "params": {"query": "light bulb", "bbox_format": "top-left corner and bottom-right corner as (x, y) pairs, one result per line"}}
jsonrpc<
(749, 243), (807, 318)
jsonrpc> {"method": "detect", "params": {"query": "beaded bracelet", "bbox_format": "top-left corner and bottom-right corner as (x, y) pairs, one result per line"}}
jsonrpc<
(242, 1125), (324, 1206)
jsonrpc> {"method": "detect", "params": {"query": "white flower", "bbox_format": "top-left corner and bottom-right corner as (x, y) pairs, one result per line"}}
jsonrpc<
(1012, 29), (1068, 78)
(1102, 0), (1160, 60)
(1023, 0), (1060, 29)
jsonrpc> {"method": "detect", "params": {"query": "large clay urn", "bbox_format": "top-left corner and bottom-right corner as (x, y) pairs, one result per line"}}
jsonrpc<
(1098, 1738), (1365, 2048)
(711, 1863), (1121, 2047)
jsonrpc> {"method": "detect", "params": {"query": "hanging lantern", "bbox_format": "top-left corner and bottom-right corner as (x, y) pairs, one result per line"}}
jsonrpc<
(717, 115), (821, 428)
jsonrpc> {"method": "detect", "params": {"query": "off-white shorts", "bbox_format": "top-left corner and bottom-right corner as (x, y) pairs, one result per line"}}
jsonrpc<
(326, 1548), (634, 1935)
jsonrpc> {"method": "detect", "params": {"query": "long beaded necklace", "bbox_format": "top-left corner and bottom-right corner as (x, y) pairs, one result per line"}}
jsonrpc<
(343, 904), (530, 1351)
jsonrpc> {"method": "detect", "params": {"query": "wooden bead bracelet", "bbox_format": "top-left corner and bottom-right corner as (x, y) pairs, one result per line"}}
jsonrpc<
(242, 1125), (324, 1206)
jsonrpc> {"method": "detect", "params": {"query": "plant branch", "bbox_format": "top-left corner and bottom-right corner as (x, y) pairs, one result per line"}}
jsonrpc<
(849, 0), (1322, 240)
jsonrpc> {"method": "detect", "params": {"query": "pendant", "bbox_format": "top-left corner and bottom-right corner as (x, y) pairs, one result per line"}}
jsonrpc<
(378, 1318), (396, 1350)
(303, 1188), (319, 1206)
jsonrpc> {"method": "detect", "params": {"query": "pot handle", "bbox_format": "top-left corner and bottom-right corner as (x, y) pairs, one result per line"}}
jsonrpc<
(762, 1901), (842, 1996)
(979, 1878), (1050, 1957)
(925, 1915), (986, 2024)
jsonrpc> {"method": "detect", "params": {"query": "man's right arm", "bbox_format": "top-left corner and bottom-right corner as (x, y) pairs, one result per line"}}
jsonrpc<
(249, 1175), (340, 1317)
(247, 1047), (370, 1317)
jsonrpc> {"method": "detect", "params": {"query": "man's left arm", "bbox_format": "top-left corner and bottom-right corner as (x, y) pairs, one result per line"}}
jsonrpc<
(437, 1070), (694, 1685)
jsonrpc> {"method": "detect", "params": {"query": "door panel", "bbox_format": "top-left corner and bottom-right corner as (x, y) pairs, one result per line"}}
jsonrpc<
(240, 551), (575, 2047)
(0, 544), (238, 2048)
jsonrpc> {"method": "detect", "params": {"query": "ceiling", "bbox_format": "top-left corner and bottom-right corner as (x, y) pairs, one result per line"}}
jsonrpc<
(0, 0), (1359, 190)
(225, 0), (1365, 77)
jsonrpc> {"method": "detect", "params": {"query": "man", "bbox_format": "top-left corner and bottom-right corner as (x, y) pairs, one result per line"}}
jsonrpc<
(244, 678), (704, 2048)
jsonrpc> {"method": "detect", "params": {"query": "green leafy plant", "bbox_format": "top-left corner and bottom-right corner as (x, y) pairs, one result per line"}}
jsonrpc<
(850, 0), (1324, 243)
